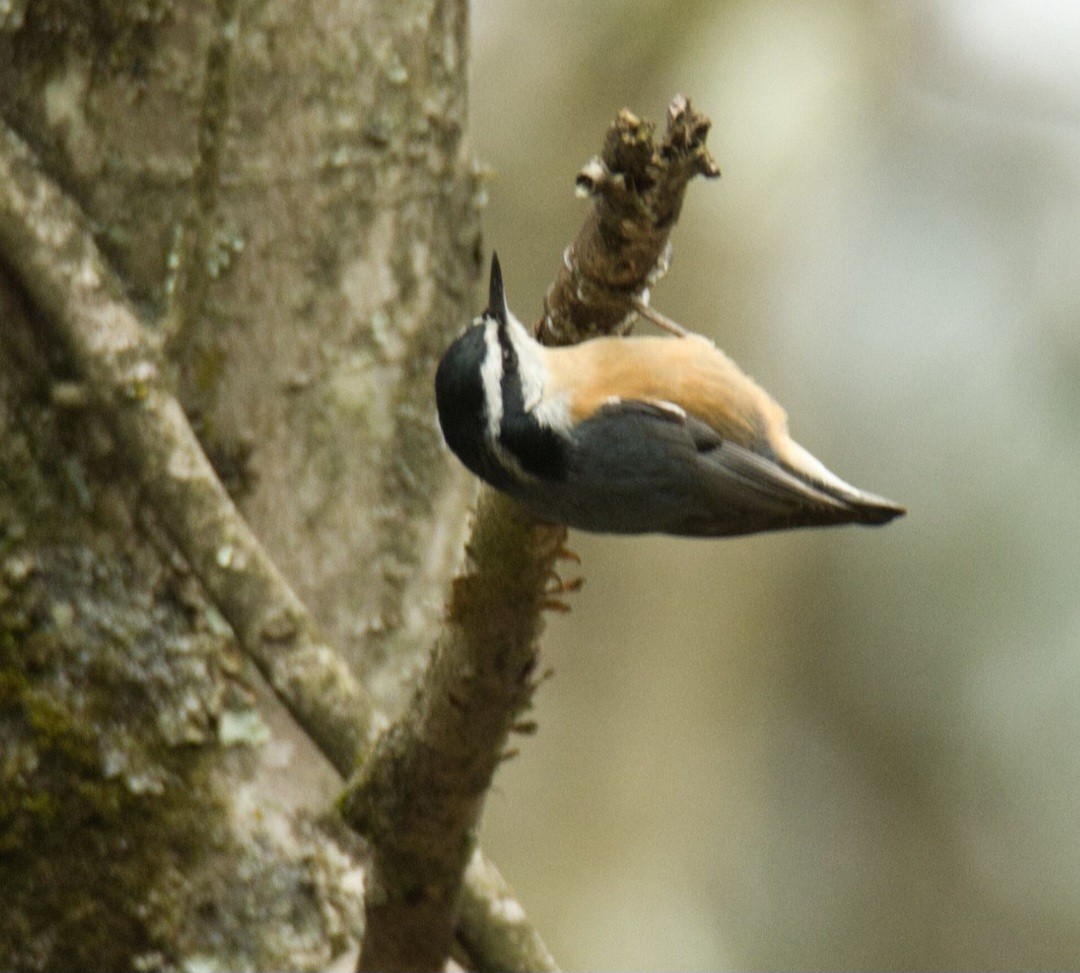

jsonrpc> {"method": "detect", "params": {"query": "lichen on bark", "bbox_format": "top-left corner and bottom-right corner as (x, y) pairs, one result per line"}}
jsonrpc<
(0, 292), (368, 971)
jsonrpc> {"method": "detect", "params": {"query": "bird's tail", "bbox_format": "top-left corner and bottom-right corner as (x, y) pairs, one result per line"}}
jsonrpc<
(780, 439), (906, 526)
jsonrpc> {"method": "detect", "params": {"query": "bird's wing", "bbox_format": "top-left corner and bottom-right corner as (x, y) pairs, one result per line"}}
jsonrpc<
(567, 398), (857, 536)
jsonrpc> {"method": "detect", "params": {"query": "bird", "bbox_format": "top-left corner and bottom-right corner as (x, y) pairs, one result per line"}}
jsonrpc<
(435, 253), (905, 537)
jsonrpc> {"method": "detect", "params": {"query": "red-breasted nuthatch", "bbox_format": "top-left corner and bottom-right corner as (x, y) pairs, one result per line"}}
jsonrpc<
(435, 254), (905, 537)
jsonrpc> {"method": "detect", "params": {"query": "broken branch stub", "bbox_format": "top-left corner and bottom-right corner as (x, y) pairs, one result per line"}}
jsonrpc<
(538, 94), (720, 346)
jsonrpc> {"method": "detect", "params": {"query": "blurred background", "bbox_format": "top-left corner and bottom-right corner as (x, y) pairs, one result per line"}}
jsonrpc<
(470, 1), (1080, 969)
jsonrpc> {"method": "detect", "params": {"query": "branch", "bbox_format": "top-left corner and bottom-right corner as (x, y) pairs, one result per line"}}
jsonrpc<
(346, 94), (717, 972)
(0, 120), (551, 973)
(341, 491), (566, 971)
(540, 93), (719, 344)
(458, 848), (559, 973)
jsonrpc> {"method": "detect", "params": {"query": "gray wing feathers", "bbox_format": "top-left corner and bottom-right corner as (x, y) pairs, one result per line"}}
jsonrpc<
(555, 401), (870, 536)
(708, 439), (848, 512)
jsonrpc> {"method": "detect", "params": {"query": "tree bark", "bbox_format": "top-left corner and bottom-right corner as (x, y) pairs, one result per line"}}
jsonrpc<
(0, 0), (482, 967)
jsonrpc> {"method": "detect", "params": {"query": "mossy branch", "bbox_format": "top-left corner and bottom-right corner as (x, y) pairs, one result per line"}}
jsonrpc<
(341, 491), (566, 972)
(345, 94), (717, 973)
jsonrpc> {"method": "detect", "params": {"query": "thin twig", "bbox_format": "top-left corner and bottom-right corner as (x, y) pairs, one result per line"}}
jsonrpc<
(631, 298), (690, 337)
(0, 119), (552, 973)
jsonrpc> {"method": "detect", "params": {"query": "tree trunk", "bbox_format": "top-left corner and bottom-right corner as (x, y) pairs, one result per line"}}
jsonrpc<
(0, 0), (479, 967)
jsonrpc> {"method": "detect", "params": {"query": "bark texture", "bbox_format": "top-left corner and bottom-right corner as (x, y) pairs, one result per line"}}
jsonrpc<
(0, 1), (482, 968)
(0, 261), (368, 970)
(0, 0), (482, 713)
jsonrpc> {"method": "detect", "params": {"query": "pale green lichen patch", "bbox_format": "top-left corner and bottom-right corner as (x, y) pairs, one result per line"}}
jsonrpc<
(42, 58), (98, 173)
(217, 707), (271, 747)
(0, 0), (28, 33)
(0, 289), (369, 968)
(0, 339), (222, 967)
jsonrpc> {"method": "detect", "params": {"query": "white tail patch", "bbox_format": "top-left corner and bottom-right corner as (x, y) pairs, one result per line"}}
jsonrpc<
(781, 438), (866, 501)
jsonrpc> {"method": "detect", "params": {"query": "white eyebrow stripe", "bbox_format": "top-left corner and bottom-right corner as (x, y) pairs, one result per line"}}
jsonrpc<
(480, 318), (503, 442)
(505, 315), (544, 410)
(479, 315), (541, 482)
